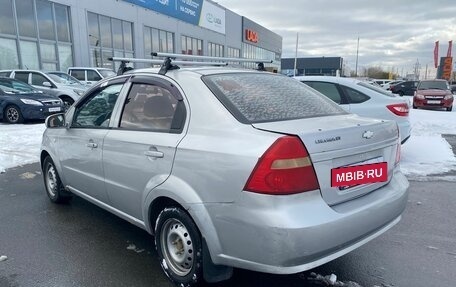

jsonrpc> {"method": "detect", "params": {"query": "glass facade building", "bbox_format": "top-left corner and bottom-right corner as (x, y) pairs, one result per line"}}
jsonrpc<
(0, 0), (73, 71)
(0, 0), (282, 72)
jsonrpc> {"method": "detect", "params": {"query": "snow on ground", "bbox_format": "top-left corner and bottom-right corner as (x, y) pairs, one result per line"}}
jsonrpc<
(0, 106), (456, 178)
(0, 123), (45, 173)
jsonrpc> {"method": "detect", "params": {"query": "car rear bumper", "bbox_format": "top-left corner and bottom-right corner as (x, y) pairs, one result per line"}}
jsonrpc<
(195, 168), (409, 274)
(397, 120), (411, 144)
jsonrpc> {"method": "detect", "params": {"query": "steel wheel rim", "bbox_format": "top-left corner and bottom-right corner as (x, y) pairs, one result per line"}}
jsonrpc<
(160, 218), (194, 276)
(6, 107), (19, 123)
(46, 164), (57, 197)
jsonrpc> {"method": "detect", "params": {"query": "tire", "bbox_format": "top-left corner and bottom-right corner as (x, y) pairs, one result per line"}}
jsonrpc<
(412, 104), (417, 109)
(43, 156), (72, 203)
(60, 96), (74, 111)
(4, 105), (24, 124)
(155, 207), (203, 287)
(447, 106), (453, 112)
(399, 91), (404, 97)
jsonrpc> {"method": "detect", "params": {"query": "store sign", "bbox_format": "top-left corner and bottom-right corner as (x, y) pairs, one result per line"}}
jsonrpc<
(123, 0), (225, 34)
(437, 56), (453, 80)
(123, 0), (203, 25)
(245, 29), (258, 43)
(199, 1), (225, 34)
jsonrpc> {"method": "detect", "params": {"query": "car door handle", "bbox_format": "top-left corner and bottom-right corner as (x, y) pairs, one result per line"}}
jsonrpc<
(86, 142), (98, 149)
(144, 150), (164, 158)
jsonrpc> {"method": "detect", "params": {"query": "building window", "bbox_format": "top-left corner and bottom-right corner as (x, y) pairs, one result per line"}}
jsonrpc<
(0, 0), (16, 35)
(208, 42), (224, 57)
(242, 43), (280, 71)
(16, 0), (37, 38)
(181, 35), (202, 55)
(87, 12), (134, 70)
(36, 0), (55, 41)
(227, 47), (240, 58)
(144, 26), (174, 57)
(0, 0), (73, 71)
(0, 39), (19, 69)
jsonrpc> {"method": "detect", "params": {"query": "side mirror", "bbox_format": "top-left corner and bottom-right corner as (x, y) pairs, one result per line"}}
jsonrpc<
(43, 81), (52, 88)
(45, 113), (65, 128)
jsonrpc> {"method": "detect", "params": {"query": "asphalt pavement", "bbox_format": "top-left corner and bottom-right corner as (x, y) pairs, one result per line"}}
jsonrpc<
(0, 163), (455, 287)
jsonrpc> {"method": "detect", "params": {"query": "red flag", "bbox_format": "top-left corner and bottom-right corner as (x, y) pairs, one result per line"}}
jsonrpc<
(434, 41), (439, 68)
(447, 40), (453, 57)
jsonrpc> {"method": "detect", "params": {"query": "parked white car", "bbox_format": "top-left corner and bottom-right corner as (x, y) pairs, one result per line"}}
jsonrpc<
(67, 67), (116, 86)
(295, 76), (411, 144)
(0, 69), (87, 109)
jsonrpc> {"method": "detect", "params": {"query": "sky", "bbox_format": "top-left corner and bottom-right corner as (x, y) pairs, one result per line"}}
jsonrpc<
(215, 0), (456, 77)
(1, 106), (456, 181)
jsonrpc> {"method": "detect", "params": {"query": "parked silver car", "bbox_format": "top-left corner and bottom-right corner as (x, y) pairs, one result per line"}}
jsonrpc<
(41, 65), (409, 286)
(0, 69), (87, 109)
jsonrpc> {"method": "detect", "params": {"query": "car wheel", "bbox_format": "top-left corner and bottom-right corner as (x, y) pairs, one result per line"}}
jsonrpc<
(399, 91), (404, 97)
(4, 105), (24, 124)
(43, 156), (72, 203)
(155, 207), (203, 287)
(412, 104), (417, 109)
(447, 106), (453, 112)
(60, 96), (74, 111)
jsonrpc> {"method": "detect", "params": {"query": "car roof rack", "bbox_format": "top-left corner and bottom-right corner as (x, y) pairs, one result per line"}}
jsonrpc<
(109, 52), (273, 75)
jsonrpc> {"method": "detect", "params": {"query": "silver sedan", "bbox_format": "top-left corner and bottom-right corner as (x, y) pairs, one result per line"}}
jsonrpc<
(41, 67), (409, 286)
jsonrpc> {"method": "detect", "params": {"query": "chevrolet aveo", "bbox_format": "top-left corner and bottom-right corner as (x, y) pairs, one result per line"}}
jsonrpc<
(41, 65), (409, 286)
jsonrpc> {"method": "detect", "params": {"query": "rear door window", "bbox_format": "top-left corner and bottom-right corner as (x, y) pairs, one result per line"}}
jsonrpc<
(119, 80), (184, 133)
(303, 81), (344, 104)
(87, 70), (102, 81)
(70, 69), (86, 81)
(13, 72), (30, 84)
(203, 73), (346, 124)
(341, 86), (370, 104)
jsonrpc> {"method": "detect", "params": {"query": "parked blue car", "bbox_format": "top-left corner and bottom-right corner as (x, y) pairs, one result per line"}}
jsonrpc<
(0, 77), (64, 124)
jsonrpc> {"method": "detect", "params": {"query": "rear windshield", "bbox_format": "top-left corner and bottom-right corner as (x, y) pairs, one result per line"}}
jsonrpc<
(203, 73), (347, 123)
(418, 80), (449, 90)
(358, 82), (396, 97)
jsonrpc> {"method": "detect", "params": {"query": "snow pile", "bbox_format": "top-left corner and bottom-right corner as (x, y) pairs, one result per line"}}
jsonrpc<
(0, 123), (46, 173)
(401, 108), (456, 178)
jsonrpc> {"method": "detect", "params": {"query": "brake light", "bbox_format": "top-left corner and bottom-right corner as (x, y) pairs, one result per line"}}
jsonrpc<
(387, 103), (409, 116)
(244, 136), (319, 195)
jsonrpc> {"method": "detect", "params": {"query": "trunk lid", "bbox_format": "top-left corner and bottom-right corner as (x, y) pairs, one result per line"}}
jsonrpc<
(252, 114), (399, 206)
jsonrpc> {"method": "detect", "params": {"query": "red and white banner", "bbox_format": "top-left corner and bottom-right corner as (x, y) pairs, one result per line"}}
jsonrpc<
(447, 40), (453, 57)
(434, 41), (439, 68)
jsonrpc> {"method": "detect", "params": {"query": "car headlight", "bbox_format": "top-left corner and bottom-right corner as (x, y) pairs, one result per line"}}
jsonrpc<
(416, 94), (425, 100)
(73, 89), (85, 96)
(20, 99), (43, 106)
(444, 94), (453, 100)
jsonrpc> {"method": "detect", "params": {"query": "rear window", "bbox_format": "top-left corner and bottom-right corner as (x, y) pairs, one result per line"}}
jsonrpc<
(203, 73), (346, 123)
(358, 82), (396, 97)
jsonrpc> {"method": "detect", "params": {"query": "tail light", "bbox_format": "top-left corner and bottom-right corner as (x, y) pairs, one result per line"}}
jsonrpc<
(244, 136), (319, 195)
(387, 103), (409, 116)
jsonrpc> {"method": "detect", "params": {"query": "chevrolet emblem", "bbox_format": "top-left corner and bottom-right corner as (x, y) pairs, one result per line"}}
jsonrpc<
(362, 130), (374, 139)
